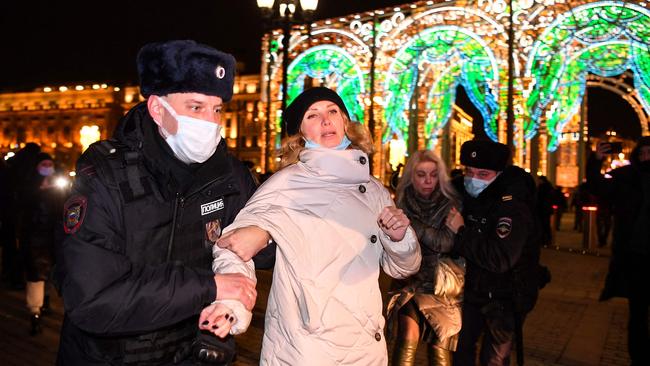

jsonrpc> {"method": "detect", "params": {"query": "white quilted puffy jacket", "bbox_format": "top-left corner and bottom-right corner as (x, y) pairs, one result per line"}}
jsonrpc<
(213, 148), (421, 366)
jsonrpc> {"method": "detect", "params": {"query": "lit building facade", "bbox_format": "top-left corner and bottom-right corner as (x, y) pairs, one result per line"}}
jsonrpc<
(0, 84), (133, 170)
(0, 77), (263, 172)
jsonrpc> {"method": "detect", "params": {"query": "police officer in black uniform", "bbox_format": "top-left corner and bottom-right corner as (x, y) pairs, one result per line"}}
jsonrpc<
(55, 40), (271, 365)
(445, 140), (545, 366)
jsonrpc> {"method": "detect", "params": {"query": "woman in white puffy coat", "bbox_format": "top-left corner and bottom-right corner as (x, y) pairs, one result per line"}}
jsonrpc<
(199, 87), (422, 365)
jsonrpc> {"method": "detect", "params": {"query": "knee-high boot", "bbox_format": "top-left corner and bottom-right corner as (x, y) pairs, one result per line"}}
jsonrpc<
(427, 344), (452, 366)
(392, 339), (419, 366)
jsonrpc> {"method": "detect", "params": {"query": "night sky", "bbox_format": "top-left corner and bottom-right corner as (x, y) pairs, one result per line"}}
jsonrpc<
(0, 0), (641, 139)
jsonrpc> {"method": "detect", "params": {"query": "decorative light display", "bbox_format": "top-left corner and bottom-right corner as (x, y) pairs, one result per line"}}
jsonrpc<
(261, 0), (650, 175)
(526, 1), (650, 150)
(286, 45), (367, 122)
(384, 25), (500, 145)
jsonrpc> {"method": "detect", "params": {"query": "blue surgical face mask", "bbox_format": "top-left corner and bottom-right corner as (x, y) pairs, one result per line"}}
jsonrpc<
(464, 176), (494, 198)
(304, 135), (352, 150)
(38, 166), (55, 177)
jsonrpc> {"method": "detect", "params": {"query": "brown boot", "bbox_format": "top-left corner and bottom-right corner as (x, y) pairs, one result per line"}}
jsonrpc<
(427, 344), (452, 366)
(392, 339), (419, 366)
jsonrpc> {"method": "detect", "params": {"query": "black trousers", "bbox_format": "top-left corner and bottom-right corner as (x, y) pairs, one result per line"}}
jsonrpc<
(454, 301), (516, 366)
(628, 295), (649, 366)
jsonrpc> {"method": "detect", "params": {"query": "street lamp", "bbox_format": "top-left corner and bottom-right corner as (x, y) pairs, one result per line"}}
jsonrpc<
(257, 0), (318, 140)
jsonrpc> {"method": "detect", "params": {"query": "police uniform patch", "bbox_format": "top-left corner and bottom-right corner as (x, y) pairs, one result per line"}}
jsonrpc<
(206, 219), (222, 243)
(63, 196), (87, 234)
(496, 217), (512, 239)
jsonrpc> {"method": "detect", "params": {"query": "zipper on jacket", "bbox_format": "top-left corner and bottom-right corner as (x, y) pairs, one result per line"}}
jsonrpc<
(166, 193), (181, 261)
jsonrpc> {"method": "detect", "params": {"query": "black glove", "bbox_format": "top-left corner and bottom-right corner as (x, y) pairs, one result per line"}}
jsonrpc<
(191, 331), (236, 365)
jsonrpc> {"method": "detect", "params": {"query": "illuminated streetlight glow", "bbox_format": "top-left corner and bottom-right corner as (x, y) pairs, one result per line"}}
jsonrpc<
(55, 177), (70, 189)
(80, 125), (101, 152)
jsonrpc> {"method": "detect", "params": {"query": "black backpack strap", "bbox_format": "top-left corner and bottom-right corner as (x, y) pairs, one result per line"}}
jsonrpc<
(123, 150), (146, 199)
(84, 139), (151, 204)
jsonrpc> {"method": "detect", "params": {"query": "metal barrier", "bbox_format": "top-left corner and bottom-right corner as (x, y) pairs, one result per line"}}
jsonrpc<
(582, 206), (598, 250)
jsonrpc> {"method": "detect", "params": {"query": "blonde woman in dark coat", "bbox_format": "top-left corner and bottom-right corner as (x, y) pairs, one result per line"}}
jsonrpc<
(387, 150), (464, 365)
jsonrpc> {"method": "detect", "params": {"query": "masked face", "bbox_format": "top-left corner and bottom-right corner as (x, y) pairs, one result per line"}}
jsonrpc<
(37, 160), (55, 177)
(154, 95), (224, 164)
(463, 167), (499, 198)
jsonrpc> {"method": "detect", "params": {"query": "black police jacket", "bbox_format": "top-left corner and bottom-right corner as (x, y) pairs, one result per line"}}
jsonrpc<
(54, 103), (262, 364)
(453, 166), (542, 313)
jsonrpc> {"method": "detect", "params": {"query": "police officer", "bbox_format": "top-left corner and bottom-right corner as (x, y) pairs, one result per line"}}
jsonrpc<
(55, 40), (268, 365)
(446, 139), (544, 366)
(587, 137), (650, 365)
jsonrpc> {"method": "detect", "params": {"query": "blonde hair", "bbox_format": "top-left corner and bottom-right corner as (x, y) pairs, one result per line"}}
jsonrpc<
(278, 113), (374, 168)
(396, 149), (459, 205)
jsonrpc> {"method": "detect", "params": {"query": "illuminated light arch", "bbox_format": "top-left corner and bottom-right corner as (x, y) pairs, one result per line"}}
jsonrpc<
(526, 1), (650, 150)
(383, 25), (500, 146)
(587, 73), (650, 135)
(291, 28), (371, 55)
(286, 45), (367, 123)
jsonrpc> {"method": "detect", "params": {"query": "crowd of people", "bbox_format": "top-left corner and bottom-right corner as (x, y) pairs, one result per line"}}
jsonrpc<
(0, 39), (648, 366)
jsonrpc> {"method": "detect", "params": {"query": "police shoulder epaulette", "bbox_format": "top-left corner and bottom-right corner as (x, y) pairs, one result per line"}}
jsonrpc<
(502, 195), (513, 201)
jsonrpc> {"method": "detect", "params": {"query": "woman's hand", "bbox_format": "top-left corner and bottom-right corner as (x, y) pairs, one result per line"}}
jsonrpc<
(378, 206), (410, 241)
(216, 226), (270, 262)
(445, 207), (464, 234)
(198, 303), (235, 338)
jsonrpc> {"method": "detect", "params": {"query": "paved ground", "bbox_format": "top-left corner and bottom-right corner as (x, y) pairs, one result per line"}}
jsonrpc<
(0, 212), (631, 365)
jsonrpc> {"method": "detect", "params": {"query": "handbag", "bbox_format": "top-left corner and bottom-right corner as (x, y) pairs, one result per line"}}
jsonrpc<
(433, 256), (465, 298)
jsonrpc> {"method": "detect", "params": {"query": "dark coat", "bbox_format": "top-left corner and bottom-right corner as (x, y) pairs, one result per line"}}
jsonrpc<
(54, 103), (262, 364)
(19, 184), (65, 282)
(452, 166), (542, 313)
(586, 142), (650, 300)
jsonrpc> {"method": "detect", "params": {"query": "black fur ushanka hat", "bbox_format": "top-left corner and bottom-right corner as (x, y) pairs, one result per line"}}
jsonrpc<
(460, 139), (511, 171)
(137, 40), (236, 101)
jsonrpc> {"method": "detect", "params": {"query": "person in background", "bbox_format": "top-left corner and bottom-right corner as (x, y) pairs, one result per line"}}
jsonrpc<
(54, 40), (269, 365)
(571, 182), (595, 232)
(446, 139), (545, 366)
(536, 175), (554, 246)
(2, 142), (42, 289)
(596, 194), (613, 248)
(387, 150), (464, 366)
(17, 152), (66, 335)
(551, 186), (567, 231)
(200, 87), (422, 365)
(587, 137), (650, 366)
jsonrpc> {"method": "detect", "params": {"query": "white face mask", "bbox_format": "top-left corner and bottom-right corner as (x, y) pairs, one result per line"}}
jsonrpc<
(464, 176), (496, 198)
(156, 97), (222, 164)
